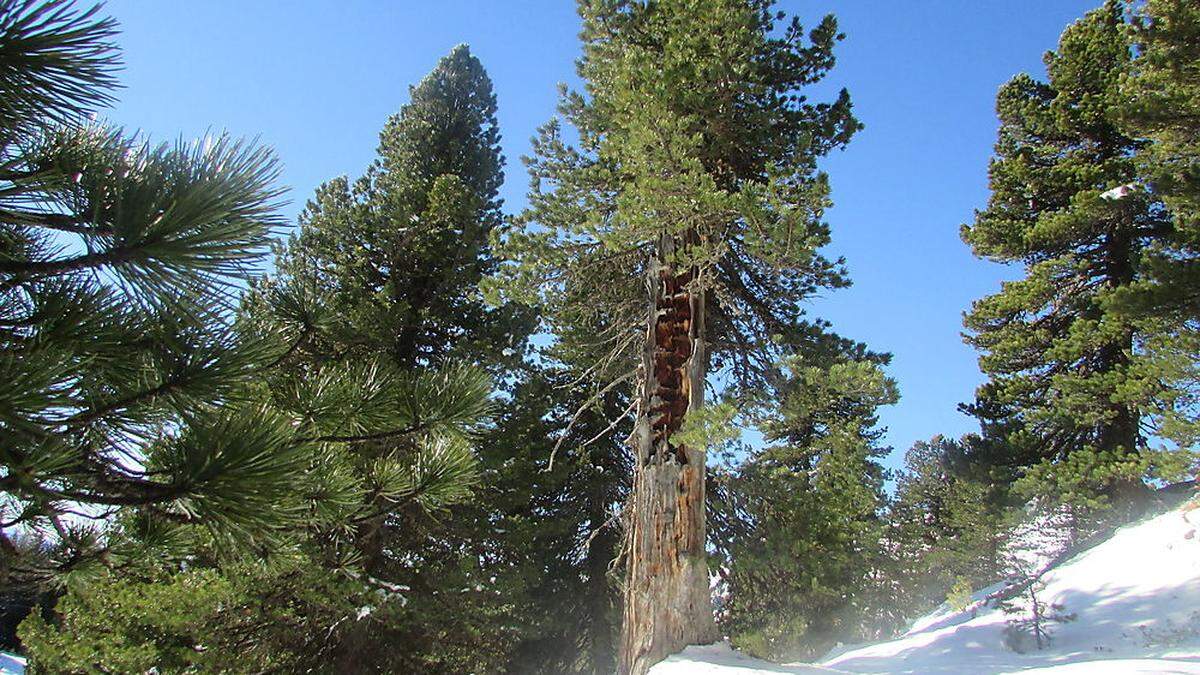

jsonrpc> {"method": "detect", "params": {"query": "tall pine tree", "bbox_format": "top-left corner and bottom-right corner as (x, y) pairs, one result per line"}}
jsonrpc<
(265, 43), (528, 374)
(962, 0), (1181, 519)
(488, 362), (629, 674)
(489, 1), (859, 671)
(1121, 0), (1200, 277)
(1112, 0), (1200, 451)
(240, 44), (538, 673)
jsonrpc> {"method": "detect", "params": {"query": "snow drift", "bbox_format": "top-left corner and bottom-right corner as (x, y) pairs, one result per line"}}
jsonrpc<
(651, 502), (1200, 674)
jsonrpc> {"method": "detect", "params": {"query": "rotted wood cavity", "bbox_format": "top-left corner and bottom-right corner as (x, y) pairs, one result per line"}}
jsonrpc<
(648, 268), (696, 465)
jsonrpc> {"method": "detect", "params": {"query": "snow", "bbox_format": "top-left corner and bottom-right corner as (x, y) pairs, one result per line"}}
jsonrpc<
(1100, 184), (1137, 200)
(0, 652), (24, 674)
(650, 643), (841, 674)
(651, 503), (1200, 675)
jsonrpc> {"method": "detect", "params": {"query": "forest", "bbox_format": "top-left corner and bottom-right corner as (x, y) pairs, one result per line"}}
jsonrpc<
(1, 0), (1198, 673)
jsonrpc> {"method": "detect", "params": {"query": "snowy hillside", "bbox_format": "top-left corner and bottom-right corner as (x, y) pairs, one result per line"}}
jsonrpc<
(651, 503), (1200, 674)
(0, 652), (24, 674)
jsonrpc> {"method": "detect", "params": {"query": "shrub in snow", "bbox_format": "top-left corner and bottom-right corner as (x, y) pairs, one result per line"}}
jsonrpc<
(998, 577), (1075, 653)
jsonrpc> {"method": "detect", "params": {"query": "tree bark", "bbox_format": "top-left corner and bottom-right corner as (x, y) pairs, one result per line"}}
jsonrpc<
(1099, 229), (1152, 515)
(584, 478), (618, 675)
(617, 240), (717, 675)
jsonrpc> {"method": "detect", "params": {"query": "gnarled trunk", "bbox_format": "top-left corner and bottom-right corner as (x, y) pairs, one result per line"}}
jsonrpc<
(618, 242), (717, 675)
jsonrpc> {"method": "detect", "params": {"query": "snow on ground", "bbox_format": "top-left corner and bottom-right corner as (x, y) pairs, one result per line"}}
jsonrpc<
(0, 652), (24, 674)
(651, 502), (1200, 674)
(650, 642), (842, 674)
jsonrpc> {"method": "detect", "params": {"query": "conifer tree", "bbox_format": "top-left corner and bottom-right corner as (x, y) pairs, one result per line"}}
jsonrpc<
(489, 1), (859, 671)
(488, 362), (629, 674)
(0, 0), (308, 580)
(888, 435), (1013, 615)
(237, 45), (537, 673)
(1112, 0), (1200, 451)
(263, 44), (528, 374)
(709, 353), (896, 660)
(249, 42), (526, 569)
(962, 0), (1182, 518)
(1121, 0), (1200, 289)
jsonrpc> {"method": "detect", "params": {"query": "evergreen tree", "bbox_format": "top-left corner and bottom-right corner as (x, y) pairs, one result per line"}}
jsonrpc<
(0, 0), (306, 581)
(261, 43), (529, 374)
(488, 363), (629, 674)
(19, 550), (398, 672)
(1112, 0), (1200, 452)
(251, 40), (528, 573)
(468, 264), (640, 673)
(709, 354), (897, 660)
(1121, 0), (1200, 287)
(962, 0), (1183, 520)
(888, 435), (1013, 617)
(235, 45), (539, 673)
(489, 1), (859, 670)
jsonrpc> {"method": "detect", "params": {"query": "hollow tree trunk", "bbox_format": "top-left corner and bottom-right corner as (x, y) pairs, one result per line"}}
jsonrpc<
(617, 240), (717, 675)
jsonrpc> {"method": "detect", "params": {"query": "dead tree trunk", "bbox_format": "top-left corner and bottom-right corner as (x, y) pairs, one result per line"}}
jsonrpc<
(617, 239), (717, 675)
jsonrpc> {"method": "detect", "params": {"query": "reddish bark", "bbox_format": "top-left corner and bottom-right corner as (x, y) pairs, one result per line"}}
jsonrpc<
(618, 248), (717, 675)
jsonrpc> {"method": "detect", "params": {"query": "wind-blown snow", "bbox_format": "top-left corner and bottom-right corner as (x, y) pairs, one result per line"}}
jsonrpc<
(651, 503), (1200, 674)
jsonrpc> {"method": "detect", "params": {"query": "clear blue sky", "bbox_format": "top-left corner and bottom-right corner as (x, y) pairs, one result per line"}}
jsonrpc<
(101, 0), (1101, 473)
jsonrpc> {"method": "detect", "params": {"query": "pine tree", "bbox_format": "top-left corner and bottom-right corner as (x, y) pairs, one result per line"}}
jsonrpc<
(0, 0), (307, 581)
(262, 43), (529, 374)
(489, 1), (859, 670)
(1121, 0), (1200, 278)
(237, 45), (539, 673)
(248, 42), (525, 568)
(487, 362), (630, 674)
(1111, 0), (1200, 452)
(709, 353), (896, 660)
(888, 435), (1013, 616)
(962, 0), (1181, 519)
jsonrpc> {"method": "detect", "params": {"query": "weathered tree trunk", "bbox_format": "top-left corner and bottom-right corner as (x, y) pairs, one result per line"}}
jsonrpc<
(617, 240), (717, 675)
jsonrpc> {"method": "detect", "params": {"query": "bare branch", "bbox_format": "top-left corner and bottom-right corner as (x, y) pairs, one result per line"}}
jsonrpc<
(546, 369), (636, 472)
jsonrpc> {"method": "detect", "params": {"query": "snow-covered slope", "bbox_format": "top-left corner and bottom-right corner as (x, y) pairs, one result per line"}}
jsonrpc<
(651, 503), (1200, 674)
(0, 652), (24, 674)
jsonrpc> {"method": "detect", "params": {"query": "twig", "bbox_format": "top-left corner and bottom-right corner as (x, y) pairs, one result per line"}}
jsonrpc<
(579, 397), (637, 450)
(545, 369), (636, 472)
(582, 510), (620, 554)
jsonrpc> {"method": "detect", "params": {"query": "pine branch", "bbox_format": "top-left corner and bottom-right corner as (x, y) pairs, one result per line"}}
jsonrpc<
(0, 207), (112, 234)
(0, 244), (135, 275)
(293, 420), (432, 446)
(0, 0), (121, 128)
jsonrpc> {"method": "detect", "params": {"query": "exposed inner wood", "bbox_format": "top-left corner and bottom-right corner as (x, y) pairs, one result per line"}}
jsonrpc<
(618, 241), (717, 675)
(649, 268), (695, 464)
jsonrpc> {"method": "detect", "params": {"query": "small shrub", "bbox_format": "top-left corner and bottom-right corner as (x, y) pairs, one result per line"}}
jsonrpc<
(999, 579), (1075, 653)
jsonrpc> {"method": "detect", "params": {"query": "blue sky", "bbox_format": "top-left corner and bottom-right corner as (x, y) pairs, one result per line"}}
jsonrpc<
(101, 0), (1101, 473)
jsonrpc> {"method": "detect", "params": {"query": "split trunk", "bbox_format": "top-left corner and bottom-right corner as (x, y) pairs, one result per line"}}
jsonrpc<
(617, 239), (717, 675)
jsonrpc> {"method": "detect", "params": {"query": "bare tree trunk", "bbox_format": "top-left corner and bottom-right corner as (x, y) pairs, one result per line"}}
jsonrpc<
(617, 240), (717, 675)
